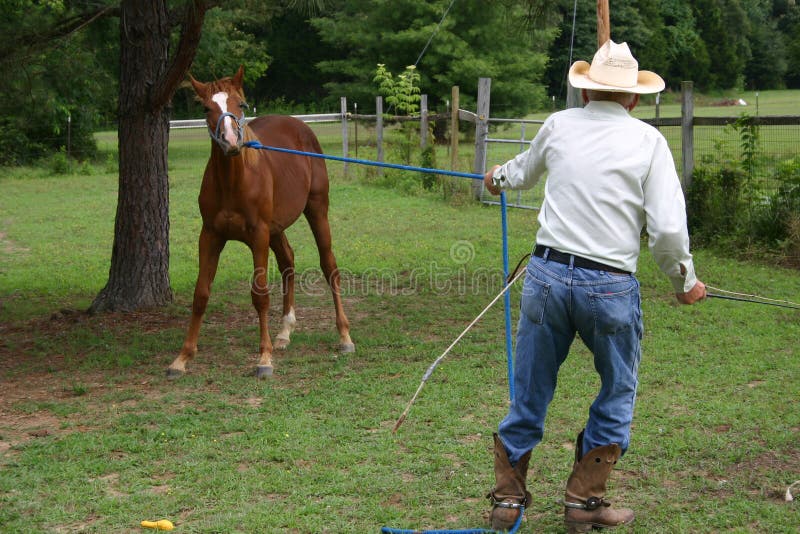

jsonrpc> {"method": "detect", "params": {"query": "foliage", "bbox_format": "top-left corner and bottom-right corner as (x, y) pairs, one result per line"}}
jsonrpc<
(374, 64), (422, 116)
(752, 157), (800, 249)
(173, 2), (278, 118)
(732, 113), (760, 181)
(544, 0), (800, 101)
(687, 115), (799, 262)
(686, 164), (748, 245)
(0, 2), (117, 164)
(311, 0), (552, 116)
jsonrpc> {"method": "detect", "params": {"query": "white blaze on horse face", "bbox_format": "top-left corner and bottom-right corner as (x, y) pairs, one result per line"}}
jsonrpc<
(211, 92), (239, 148)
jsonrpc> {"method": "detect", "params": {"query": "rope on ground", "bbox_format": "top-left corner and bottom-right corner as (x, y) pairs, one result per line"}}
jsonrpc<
(392, 267), (526, 433)
(786, 480), (800, 502)
(381, 504), (525, 534)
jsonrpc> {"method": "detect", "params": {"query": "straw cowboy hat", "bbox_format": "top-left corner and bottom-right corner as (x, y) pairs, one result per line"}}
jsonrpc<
(568, 40), (664, 94)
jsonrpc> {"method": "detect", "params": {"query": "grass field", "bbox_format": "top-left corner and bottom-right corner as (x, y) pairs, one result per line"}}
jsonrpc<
(1, 108), (799, 532)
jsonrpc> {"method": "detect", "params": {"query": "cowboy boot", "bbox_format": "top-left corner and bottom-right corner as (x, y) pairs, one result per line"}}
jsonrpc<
(487, 433), (532, 531)
(563, 431), (634, 533)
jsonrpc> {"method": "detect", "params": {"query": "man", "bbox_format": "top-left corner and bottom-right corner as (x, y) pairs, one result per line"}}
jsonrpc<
(483, 40), (706, 533)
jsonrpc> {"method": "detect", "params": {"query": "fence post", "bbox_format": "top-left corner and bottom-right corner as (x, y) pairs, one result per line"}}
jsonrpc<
(450, 86), (459, 171)
(472, 77), (491, 200)
(376, 96), (384, 175)
(566, 83), (581, 109)
(681, 81), (694, 190)
(340, 96), (349, 178)
(420, 94), (428, 149)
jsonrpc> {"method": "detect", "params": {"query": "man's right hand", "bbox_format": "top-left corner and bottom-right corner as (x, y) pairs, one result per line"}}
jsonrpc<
(676, 280), (707, 305)
(484, 165), (501, 195)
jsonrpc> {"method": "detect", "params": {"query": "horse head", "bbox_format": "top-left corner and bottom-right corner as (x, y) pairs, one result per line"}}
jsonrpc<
(189, 66), (249, 156)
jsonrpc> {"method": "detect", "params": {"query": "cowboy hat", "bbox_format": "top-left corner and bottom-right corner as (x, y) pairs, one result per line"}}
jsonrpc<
(568, 40), (664, 94)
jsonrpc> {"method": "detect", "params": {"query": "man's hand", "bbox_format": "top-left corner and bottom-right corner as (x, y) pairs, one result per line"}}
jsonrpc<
(484, 165), (501, 195)
(676, 280), (707, 305)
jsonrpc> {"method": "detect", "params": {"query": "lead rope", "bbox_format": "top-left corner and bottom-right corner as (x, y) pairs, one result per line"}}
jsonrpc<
(706, 284), (800, 309)
(383, 262), (529, 533)
(381, 504), (525, 534)
(392, 266), (527, 433)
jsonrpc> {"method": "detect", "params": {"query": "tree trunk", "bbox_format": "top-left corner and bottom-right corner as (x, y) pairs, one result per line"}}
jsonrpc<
(90, 0), (209, 313)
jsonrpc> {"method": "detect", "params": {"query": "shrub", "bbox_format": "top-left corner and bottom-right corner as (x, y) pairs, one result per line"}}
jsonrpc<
(686, 164), (748, 243)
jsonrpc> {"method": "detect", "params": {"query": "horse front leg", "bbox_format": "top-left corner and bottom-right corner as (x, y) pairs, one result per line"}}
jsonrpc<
(270, 232), (296, 350)
(251, 235), (274, 378)
(168, 229), (225, 379)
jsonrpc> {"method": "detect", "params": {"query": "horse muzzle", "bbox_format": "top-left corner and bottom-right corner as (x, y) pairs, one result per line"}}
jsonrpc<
(209, 112), (246, 156)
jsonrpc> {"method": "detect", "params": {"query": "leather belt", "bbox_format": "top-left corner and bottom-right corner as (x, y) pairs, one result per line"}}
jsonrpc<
(533, 245), (630, 275)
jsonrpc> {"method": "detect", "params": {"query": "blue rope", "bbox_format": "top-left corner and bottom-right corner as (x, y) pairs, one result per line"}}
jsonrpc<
(380, 505), (525, 534)
(243, 140), (524, 534)
(243, 141), (483, 181)
(500, 191), (514, 402)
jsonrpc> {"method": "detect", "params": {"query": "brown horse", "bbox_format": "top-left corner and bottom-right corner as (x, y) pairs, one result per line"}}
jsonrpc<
(168, 66), (354, 379)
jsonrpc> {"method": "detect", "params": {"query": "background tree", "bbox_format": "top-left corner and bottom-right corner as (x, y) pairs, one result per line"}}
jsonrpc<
(778, 2), (800, 88)
(0, 1), (118, 165)
(742, 0), (788, 90)
(310, 0), (555, 116)
(692, 0), (750, 90)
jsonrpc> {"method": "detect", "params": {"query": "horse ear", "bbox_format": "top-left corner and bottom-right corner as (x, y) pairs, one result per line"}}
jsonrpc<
(232, 65), (245, 88)
(188, 73), (206, 97)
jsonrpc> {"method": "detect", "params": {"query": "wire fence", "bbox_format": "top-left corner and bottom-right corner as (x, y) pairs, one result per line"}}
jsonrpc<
(647, 119), (798, 194)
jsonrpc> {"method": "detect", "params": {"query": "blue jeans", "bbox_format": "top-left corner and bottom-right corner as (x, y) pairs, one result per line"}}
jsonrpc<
(498, 251), (643, 465)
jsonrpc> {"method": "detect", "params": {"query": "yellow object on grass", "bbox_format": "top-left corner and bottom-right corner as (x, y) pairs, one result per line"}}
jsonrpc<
(141, 519), (175, 531)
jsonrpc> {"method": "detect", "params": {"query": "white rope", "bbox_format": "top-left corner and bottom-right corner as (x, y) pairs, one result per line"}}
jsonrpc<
(413, 0), (457, 68)
(392, 268), (526, 432)
(785, 480), (800, 502)
(706, 285), (800, 308)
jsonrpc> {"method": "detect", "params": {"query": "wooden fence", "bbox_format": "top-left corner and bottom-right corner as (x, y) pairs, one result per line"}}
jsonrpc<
(169, 79), (800, 210)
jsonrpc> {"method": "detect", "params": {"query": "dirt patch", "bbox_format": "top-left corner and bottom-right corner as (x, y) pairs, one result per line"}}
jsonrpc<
(0, 230), (30, 255)
(0, 296), (361, 456)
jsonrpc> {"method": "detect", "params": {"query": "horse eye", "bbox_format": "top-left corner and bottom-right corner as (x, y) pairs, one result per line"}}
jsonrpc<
(240, 102), (249, 110)
(203, 106), (211, 113)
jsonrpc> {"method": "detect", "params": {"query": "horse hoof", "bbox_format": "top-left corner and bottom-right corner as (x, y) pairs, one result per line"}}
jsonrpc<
(339, 342), (356, 354)
(274, 338), (290, 350)
(166, 368), (185, 380)
(256, 365), (274, 379)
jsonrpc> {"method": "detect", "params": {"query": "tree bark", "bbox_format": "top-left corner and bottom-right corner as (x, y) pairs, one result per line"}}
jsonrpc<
(89, 0), (209, 313)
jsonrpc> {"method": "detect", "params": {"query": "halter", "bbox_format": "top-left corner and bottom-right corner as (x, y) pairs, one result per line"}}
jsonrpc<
(208, 109), (247, 149)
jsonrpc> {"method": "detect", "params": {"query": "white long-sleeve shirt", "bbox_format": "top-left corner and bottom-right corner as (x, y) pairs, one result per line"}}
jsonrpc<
(493, 100), (697, 293)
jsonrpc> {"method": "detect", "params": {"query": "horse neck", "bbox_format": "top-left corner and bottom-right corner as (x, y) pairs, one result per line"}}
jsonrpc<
(210, 144), (244, 177)
(207, 126), (258, 188)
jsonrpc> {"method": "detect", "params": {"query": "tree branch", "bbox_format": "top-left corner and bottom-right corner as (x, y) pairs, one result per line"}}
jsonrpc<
(151, 0), (218, 110)
(0, 4), (119, 67)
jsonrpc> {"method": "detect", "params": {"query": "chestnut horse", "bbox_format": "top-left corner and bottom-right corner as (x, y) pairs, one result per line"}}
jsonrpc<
(168, 66), (354, 379)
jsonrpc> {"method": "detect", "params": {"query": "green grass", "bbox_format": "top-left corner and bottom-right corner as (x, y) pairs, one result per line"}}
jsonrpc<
(0, 118), (799, 533)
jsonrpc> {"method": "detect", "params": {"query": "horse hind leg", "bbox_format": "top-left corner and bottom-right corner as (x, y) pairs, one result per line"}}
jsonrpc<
(270, 232), (296, 350)
(304, 203), (354, 353)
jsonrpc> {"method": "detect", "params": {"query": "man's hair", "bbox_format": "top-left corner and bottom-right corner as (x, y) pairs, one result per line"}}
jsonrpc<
(584, 89), (637, 107)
